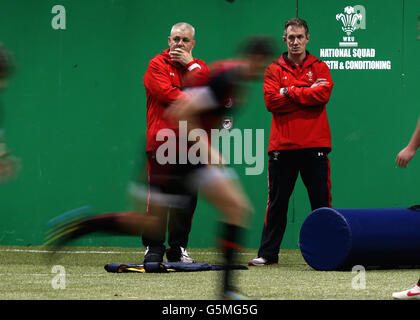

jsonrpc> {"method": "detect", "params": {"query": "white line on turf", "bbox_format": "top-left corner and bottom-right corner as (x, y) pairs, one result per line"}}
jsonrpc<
(0, 273), (106, 277)
(0, 248), (253, 255)
(0, 248), (145, 254)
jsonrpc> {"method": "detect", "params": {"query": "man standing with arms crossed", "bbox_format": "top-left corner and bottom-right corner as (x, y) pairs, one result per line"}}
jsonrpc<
(249, 18), (334, 266)
(141, 22), (210, 263)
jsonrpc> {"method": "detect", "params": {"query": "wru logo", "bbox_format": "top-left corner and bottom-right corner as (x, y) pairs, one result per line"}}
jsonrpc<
(336, 6), (363, 36)
(336, 5), (366, 47)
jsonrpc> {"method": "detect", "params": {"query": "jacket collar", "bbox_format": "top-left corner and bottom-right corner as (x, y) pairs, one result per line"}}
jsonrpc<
(276, 51), (318, 71)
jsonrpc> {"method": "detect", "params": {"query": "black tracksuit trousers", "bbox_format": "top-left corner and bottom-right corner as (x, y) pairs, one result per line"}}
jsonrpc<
(257, 148), (332, 262)
(142, 151), (198, 252)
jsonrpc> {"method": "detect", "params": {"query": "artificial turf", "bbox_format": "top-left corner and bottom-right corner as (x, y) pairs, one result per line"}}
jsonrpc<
(0, 245), (418, 300)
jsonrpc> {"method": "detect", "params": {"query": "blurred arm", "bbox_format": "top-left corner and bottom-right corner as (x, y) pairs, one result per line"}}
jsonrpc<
(183, 60), (210, 87)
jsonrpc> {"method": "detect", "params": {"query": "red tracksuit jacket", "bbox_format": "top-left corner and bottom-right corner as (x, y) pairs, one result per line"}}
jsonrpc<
(263, 52), (334, 152)
(143, 49), (210, 152)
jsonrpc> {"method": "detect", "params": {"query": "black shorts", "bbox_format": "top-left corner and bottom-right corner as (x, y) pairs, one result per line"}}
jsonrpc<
(146, 151), (205, 196)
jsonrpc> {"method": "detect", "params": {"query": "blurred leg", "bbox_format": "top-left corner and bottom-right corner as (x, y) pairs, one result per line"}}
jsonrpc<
(198, 166), (250, 293)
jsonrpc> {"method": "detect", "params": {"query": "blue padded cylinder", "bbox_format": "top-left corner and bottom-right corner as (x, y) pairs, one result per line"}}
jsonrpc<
(299, 207), (420, 271)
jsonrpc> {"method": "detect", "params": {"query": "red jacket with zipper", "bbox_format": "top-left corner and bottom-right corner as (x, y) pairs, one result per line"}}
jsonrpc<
(263, 52), (334, 152)
(143, 48), (210, 152)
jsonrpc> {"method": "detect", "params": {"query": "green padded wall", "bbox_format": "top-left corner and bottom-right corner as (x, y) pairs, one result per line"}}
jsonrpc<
(0, 0), (419, 249)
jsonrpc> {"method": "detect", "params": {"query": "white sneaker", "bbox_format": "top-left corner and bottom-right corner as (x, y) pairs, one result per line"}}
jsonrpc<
(180, 247), (195, 263)
(166, 246), (195, 263)
(392, 283), (420, 300)
(248, 256), (277, 266)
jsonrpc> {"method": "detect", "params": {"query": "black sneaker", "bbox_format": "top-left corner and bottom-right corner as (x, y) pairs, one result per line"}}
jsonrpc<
(144, 246), (165, 263)
(166, 247), (181, 262)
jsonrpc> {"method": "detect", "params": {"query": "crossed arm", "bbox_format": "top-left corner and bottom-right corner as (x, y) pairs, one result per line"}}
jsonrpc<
(264, 63), (333, 114)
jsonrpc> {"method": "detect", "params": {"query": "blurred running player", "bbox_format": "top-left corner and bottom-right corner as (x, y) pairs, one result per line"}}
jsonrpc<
(44, 36), (274, 299)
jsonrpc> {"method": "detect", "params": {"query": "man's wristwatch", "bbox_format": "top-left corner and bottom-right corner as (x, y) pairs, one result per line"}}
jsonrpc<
(280, 87), (289, 96)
